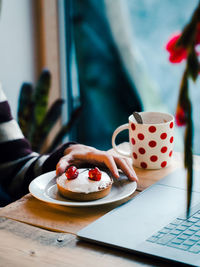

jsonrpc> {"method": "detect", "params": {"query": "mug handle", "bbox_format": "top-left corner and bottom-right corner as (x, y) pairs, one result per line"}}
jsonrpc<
(112, 123), (131, 157)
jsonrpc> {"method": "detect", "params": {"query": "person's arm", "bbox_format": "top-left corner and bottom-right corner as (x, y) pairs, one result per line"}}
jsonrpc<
(56, 144), (138, 182)
(0, 86), (137, 205)
(0, 86), (75, 203)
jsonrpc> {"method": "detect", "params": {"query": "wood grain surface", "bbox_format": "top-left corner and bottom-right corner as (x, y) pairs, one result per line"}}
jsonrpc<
(1, 143), (200, 266)
(0, 143), (196, 234)
(0, 217), (171, 267)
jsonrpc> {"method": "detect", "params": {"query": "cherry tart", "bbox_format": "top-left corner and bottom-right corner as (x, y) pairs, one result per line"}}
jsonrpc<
(56, 167), (113, 201)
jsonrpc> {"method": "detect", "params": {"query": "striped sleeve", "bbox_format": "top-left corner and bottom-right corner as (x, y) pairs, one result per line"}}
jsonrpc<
(0, 85), (75, 205)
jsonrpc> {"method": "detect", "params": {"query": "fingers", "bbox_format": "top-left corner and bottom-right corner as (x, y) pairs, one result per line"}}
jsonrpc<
(56, 144), (138, 183)
(115, 157), (138, 182)
(100, 153), (120, 179)
(95, 152), (137, 182)
(56, 155), (71, 175)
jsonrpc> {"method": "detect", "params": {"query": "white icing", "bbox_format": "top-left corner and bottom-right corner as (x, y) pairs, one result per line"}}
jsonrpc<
(57, 168), (112, 193)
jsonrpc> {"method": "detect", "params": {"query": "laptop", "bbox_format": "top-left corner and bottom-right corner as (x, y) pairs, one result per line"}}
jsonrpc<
(77, 168), (200, 266)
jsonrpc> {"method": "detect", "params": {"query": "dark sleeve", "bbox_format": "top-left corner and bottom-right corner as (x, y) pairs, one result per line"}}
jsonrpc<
(42, 142), (77, 172)
(0, 87), (77, 205)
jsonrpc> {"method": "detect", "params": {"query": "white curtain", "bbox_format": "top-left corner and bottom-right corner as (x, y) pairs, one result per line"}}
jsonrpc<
(104, 0), (166, 112)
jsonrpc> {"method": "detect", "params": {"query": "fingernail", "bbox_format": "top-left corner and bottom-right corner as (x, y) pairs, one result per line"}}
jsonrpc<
(56, 168), (61, 176)
(56, 162), (65, 175)
(56, 164), (60, 175)
(132, 175), (138, 182)
(114, 171), (120, 179)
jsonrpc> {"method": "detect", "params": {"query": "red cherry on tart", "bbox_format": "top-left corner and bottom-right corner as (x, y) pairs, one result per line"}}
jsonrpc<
(65, 166), (79, 180)
(88, 167), (102, 181)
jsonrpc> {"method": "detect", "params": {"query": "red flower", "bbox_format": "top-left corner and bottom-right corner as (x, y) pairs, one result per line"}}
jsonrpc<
(175, 105), (187, 126)
(166, 34), (187, 63)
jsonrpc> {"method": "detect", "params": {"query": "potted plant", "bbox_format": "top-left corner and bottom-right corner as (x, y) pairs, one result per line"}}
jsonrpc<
(17, 69), (81, 153)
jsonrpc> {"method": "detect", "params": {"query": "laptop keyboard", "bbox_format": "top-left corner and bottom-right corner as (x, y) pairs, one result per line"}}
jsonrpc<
(147, 208), (200, 254)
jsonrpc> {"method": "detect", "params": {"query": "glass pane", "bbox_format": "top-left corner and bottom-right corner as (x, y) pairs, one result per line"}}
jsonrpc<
(125, 0), (199, 153)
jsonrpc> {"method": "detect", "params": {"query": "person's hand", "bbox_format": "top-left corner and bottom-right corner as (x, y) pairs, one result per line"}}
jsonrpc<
(56, 144), (138, 182)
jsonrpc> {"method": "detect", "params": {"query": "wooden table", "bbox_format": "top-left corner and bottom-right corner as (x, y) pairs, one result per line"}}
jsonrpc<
(0, 143), (200, 267)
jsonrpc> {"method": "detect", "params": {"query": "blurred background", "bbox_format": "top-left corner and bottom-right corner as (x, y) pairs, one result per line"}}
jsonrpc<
(0, 0), (200, 153)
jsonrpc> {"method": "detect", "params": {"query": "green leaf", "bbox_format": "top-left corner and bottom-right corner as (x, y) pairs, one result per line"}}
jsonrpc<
(185, 120), (193, 217)
(31, 99), (64, 151)
(46, 106), (82, 153)
(177, 70), (188, 109)
(177, 23), (196, 48)
(187, 48), (199, 81)
(183, 84), (193, 217)
(17, 83), (34, 139)
(177, 2), (200, 48)
(33, 69), (51, 126)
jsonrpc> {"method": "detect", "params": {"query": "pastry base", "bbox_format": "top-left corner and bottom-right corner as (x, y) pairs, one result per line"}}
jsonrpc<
(57, 183), (112, 201)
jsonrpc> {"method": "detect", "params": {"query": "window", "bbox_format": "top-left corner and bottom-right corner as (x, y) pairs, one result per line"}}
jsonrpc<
(123, 0), (199, 153)
(61, 0), (200, 153)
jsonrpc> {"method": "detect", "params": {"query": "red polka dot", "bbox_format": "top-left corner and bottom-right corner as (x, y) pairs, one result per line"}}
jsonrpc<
(161, 161), (167, 168)
(141, 162), (147, 169)
(149, 140), (157, 147)
(131, 138), (136, 145)
(150, 155), (158, 162)
(139, 147), (146, 154)
(169, 151), (173, 157)
(161, 146), (167, 153)
(138, 133), (144, 140)
(170, 122), (174, 129)
(149, 126), (156, 133)
(170, 136), (174, 143)
(133, 152), (137, 159)
(131, 123), (136, 131)
(160, 133), (167, 139)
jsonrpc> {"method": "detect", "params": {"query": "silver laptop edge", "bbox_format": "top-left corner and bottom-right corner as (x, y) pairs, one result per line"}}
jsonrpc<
(78, 169), (200, 266)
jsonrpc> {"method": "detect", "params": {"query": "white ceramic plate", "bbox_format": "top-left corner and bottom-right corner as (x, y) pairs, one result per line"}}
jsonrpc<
(29, 171), (137, 207)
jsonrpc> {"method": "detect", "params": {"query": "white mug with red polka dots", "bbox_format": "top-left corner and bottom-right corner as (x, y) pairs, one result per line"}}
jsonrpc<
(112, 112), (174, 169)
